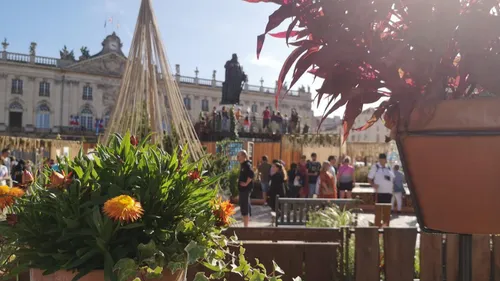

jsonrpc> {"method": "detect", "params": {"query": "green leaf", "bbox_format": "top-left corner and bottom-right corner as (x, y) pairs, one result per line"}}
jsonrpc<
(176, 219), (195, 234)
(138, 240), (156, 260)
(249, 271), (265, 281)
(146, 266), (163, 279)
(120, 223), (144, 230)
(167, 261), (185, 273)
(193, 272), (209, 281)
(272, 261), (284, 275)
(184, 241), (205, 264)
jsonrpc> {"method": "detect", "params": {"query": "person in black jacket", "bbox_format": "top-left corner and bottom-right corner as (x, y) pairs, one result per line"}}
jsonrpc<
(237, 150), (254, 227)
(268, 162), (288, 212)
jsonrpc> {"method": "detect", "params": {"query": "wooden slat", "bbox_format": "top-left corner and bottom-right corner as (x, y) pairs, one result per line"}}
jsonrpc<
(355, 227), (380, 281)
(384, 228), (417, 281)
(492, 236), (500, 281)
(304, 243), (339, 281)
(226, 227), (341, 242)
(236, 242), (307, 281)
(472, 235), (491, 281)
(420, 233), (443, 281)
(445, 234), (459, 281)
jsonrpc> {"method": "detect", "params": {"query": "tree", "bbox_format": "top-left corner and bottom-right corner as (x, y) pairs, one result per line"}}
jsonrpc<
(249, 0), (500, 140)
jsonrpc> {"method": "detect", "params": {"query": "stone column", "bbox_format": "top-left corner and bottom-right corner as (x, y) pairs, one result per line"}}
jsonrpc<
(175, 64), (180, 82)
(259, 77), (264, 92)
(194, 67), (199, 84)
(24, 76), (36, 131)
(244, 75), (249, 91)
(0, 74), (7, 130)
(211, 70), (216, 87)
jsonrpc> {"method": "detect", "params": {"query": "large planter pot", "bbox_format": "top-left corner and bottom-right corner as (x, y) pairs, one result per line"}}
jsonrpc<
(397, 97), (500, 234)
(30, 268), (185, 281)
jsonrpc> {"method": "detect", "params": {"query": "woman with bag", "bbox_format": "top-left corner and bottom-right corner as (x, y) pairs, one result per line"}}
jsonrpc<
(318, 162), (337, 199)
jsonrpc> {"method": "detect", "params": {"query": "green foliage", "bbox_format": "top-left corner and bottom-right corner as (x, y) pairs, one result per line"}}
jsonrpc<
(0, 133), (290, 281)
(306, 205), (355, 228)
(0, 133), (219, 280)
(354, 166), (369, 183)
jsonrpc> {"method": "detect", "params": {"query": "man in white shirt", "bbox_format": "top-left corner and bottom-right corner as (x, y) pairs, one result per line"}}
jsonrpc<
(0, 164), (9, 186)
(1, 148), (11, 175)
(368, 153), (395, 204)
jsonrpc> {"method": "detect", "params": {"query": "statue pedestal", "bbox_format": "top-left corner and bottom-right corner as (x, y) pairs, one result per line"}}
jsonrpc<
(217, 104), (248, 113)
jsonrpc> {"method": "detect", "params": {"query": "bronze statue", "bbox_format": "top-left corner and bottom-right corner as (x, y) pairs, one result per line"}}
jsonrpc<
(221, 54), (247, 105)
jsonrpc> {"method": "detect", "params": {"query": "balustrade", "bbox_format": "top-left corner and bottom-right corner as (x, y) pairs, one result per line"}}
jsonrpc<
(0, 51), (305, 97)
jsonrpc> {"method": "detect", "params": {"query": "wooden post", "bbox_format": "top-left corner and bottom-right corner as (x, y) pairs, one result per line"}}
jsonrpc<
(374, 203), (392, 227)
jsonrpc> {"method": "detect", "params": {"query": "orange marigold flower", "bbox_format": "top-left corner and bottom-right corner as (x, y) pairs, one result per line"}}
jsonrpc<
(103, 195), (144, 223)
(0, 185), (13, 209)
(9, 187), (25, 198)
(212, 198), (235, 227)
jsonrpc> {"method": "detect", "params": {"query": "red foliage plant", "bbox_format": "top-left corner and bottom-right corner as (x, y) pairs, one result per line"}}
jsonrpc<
(248, 0), (500, 141)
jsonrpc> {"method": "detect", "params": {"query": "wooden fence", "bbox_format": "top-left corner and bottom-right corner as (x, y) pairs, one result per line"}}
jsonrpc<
(12, 227), (500, 281)
(189, 227), (500, 281)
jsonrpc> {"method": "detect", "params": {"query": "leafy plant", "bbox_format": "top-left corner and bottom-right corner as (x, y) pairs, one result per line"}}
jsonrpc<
(306, 205), (355, 228)
(250, 0), (500, 140)
(0, 133), (287, 281)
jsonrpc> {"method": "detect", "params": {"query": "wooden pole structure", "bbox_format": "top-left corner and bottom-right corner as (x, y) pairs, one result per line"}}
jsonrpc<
(103, 0), (204, 161)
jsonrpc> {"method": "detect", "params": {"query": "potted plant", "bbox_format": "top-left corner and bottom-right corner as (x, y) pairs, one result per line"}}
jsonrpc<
(0, 133), (285, 281)
(249, 0), (500, 234)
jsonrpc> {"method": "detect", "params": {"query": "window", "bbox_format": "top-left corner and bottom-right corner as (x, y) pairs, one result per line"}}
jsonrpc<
(201, 99), (209, 112)
(9, 101), (23, 112)
(104, 111), (111, 127)
(251, 104), (258, 113)
(36, 104), (51, 129)
(83, 86), (93, 100)
(39, 82), (50, 97)
(80, 107), (93, 130)
(11, 79), (23, 94)
(183, 97), (191, 110)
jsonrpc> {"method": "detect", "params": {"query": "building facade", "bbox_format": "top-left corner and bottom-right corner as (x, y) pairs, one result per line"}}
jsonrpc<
(347, 108), (390, 143)
(0, 33), (314, 140)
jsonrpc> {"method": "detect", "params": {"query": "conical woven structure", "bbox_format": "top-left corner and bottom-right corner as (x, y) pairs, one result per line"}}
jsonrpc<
(104, 0), (204, 160)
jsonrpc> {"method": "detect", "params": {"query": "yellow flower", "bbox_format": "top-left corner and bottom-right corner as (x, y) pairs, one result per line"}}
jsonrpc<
(9, 187), (25, 198)
(0, 185), (13, 209)
(103, 195), (144, 223)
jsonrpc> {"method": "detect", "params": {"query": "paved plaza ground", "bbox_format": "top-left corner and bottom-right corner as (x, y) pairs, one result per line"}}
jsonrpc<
(231, 205), (419, 228)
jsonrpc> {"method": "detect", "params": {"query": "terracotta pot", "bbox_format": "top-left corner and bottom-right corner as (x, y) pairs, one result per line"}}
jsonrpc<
(398, 97), (500, 234)
(30, 268), (185, 281)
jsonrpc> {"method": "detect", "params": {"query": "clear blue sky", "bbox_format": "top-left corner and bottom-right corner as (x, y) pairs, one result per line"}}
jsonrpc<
(0, 0), (344, 117)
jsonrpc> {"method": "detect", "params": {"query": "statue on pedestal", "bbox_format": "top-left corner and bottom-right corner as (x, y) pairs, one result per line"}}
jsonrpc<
(221, 54), (247, 105)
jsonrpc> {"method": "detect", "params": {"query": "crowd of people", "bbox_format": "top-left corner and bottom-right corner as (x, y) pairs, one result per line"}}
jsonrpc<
(0, 148), (62, 188)
(236, 150), (406, 227)
(197, 106), (306, 135)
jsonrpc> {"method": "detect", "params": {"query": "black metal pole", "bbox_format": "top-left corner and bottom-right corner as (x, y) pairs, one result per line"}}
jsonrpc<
(458, 234), (472, 281)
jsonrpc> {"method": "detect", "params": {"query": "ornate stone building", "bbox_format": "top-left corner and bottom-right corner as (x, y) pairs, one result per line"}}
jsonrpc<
(0, 33), (314, 141)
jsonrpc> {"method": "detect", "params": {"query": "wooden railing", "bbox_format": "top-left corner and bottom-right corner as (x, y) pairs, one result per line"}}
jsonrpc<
(8, 227), (500, 281)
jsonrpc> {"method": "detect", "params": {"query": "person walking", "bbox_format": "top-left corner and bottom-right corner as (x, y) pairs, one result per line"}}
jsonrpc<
(237, 150), (254, 227)
(368, 154), (395, 204)
(307, 153), (321, 198)
(318, 162), (337, 198)
(257, 155), (272, 204)
(298, 155), (309, 198)
(287, 163), (300, 198)
(268, 161), (287, 212)
(337, 157), (355, 198)
(392, 165), (406, 215)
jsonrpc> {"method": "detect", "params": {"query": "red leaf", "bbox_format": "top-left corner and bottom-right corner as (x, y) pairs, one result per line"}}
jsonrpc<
(257, 4), (295, 58)
(269, 30), (300, 38)
(342, 99), (363, 142)
(353, 101), (389, 131)
(275, 45), (309, 107)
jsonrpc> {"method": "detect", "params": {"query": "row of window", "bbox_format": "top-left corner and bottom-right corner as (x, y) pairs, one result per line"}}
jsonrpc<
(10, 79), (93, 100)
(8, 101), (108, 130)
(183, 97), (259, 113)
